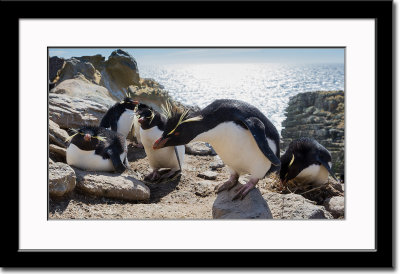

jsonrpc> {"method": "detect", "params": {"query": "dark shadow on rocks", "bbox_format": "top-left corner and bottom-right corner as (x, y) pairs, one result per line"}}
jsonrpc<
(127, 143), (147, 162)
(144, 171), (182, 203)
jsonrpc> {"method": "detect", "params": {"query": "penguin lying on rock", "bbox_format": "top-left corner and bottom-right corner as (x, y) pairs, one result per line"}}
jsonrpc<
(137, 107), (185, 181)
(100, 97), (139, 139)
(152, 99), (281, 200)
(66, 126), (128, 173)
(279, 137), (338, 186)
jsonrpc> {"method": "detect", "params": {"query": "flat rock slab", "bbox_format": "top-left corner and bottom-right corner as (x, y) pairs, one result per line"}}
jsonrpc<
(197, 171), (218, 180)
(49, 119), (70, 148)
(49, 93), (110, 129)
(323, 196), (345, 218)
(185, 142), (216, 156)
(49, 162), (76, 197)
(74, 168), (150, 201)
(263, 192), (333, 219)
(212, 185), (273, 219)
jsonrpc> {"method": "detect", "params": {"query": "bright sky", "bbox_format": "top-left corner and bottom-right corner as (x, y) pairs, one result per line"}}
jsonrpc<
(49, 48), (344, 66)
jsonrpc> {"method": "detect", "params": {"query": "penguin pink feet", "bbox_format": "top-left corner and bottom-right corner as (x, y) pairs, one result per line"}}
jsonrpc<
(144, 170), (161, 182)
(215, 174), (239, 193)
(232, 178), (259, 200)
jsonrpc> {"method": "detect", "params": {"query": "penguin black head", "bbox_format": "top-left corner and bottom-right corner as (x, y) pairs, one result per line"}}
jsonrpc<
(137, 107), (165, 130)
(120, 97), (138, 111)
(153, 108), (203, 150)
(280, 137), (337, 184)
(67, 126), (107, 151)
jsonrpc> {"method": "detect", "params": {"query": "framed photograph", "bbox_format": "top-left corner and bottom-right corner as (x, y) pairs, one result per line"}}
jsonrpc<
(7, 0), (392, 268)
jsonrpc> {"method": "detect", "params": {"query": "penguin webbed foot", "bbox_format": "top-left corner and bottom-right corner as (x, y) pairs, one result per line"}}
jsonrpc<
(232, 179), (258, 200)
(158, 169), (180, 181)
(144, 170), (161, 182)
(215, 174), (239, 193)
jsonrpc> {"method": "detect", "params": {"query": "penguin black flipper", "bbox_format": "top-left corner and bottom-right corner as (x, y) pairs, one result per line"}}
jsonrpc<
(106, 148), (126, 173)
(241, 117), (280, 166)
(110, 120), (118, 132)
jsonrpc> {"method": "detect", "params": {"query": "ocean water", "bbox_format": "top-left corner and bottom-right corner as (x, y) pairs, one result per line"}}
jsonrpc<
(138, 63), (344, 133)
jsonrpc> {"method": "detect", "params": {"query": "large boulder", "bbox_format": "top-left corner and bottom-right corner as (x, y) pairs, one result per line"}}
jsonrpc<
(213, 184), (273, 219)
(57, 58), (102, 85)
(49, 56), (65, 83)
(74, 168), (150, 201)
(263, 192), (333, 219)
(49, 93), (109, 129)
(49, 162), (76, 197)
(50, 77), (115, 108)
(101, 49), (140, 100)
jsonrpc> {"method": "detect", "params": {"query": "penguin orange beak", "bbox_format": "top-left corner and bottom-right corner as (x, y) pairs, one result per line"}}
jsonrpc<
(133, 100), (139, 105)
(153, 137), (169, 150)
(84, 134), (91, 141)
(138, 117), (145, 124)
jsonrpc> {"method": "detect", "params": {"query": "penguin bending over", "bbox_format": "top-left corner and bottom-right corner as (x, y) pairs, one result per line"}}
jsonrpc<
(279, 137), (338, 186)
(66, 126), (128, 173)
(153, 99), (281, 200)
(137, 107), (185, 181)
(100, 97), (139, 139)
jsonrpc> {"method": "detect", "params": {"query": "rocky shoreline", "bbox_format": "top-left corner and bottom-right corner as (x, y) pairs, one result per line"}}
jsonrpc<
(48, 49), (344, 220)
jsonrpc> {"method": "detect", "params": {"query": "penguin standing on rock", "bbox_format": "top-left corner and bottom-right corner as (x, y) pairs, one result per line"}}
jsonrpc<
(137, 107), (185, 181)
(279, 137), (338, 186)
(66, 126), (128, 173)
(152, 99), (281, 200)
(100, 97), (139, 139)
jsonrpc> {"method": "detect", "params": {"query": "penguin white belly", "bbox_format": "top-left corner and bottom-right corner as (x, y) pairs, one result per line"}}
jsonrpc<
(66, 143), (126, 172)
(133, 115), (142, 144)
(193, 122), (272, 178)
(117, 109), (135, 138)
(141, 127), (184, 170)
(294, 164), (329, 185)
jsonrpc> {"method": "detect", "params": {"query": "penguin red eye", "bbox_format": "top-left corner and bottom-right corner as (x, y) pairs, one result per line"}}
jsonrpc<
(174, 132), (180, 136)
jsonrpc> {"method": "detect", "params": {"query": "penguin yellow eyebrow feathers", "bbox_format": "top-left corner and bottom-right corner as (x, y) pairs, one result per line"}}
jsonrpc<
(153, 99), (281, 200)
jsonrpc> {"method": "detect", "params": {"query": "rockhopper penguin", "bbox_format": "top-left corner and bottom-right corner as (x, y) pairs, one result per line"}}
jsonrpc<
(137, 107), (185, 181)
(66, 126), (128, 173)
(279, 137), (338, 186)
(100, 97), (139, 139)
(153, 99), (281, 200)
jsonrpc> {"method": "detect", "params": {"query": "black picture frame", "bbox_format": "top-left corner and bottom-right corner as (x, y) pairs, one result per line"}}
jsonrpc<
(5, 0), (393, 269)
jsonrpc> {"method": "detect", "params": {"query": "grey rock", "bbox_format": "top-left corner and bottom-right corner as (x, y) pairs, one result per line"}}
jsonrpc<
(49, 144), (67, 160)
(49, 56), (65, 83)
(185, 142), (215, 156)
(50, 78), (115, 107)
(209, 156), (225, 170)
(57, 58), (102, 85)
(101, 49), (140, 100)
(49, 119), (70, 148)
(74, 168), (150, 201)
(197, 170), (218, 180)
(49, 162), (76, 197)
(213, 185), (273, 219)
(263, 192), (333, 219)
(49, 93), (109, 129)
(323, 196), (345, 218)
(194, 180), (215, 197)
